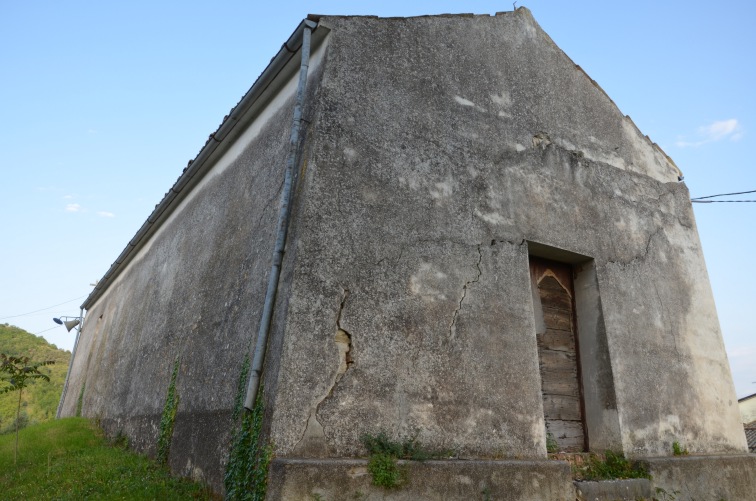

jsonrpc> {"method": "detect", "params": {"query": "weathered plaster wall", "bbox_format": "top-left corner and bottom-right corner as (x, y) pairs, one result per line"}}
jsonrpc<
(60, 46), (328, 490)
(645, 455), (756, 501)
(61, 10), (749, 498)
(269, 9), (745, 461)
(268, 459), (575, 501)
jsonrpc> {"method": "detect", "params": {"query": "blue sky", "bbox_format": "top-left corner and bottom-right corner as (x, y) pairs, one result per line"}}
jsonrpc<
(1, 1), (753, 398)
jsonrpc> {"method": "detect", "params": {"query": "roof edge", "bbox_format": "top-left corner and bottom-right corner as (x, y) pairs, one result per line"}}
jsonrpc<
(82, 18), (323, 311)
(739, 393), (756, 402)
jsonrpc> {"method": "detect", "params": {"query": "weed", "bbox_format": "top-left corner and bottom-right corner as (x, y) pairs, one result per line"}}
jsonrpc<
(671, 441), (688, 456)
(111, 430), (129, 450)
(573, 450), (650, 480)
(367, 452), (405, 488)
(360, 431), (449, 488)
(652, 486), (680, 501)
(310, 493), (325, 501)
(481, 485), (492, 501)
(546, 432), (559, 453)
(361, 431), (447, 461)
(156, 357), (180, 465)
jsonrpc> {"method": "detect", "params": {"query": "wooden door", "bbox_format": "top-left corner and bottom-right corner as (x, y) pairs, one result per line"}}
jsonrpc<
(529, 257), (586, 452)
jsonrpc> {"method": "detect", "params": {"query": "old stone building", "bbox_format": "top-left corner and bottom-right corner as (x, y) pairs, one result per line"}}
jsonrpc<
(60, 8), (755, 499)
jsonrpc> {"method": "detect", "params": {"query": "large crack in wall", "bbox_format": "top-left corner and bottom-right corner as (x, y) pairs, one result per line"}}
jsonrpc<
(448, 245), (483, 339)
(292, 289), (353, 456)
(333, 290), (354, 379)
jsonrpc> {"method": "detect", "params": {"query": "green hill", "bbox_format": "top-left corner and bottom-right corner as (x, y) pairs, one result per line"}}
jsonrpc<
(0, 323), (71, 434)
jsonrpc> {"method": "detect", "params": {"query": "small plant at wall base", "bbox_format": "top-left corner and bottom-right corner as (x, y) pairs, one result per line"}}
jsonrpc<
(481, 485), (492, 501)
(361, 431), (448, 461)
(652, 487), (681, 501)
(672, 441), (689, 456)
(0, 353), (54, 464)
(156, 357), (180, 465)
(360, 431), (450, 488)
(572, 450), (650, 481)
(368, 452), (405, 488)
(546, 431), (559, 453)
(224, 357), (273, 501)
(111, 429), (129, 450)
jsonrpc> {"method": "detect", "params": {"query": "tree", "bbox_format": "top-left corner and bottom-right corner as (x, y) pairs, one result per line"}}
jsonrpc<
(0, 353), (54, 464)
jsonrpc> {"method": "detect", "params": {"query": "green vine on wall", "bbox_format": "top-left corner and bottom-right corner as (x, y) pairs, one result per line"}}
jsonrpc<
(76, 382), (86, 417)
(224, 356), (272, 501)
(231, 356), (250, 422)
(156, 357), (180, 465)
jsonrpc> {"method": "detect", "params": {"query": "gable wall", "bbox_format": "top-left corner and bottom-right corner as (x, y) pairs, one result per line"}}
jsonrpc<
(268, 10), (745, 460)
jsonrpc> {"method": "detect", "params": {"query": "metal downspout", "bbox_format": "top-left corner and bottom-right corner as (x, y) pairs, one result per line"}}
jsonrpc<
(244, 20), (315, 411)
(56, 307), (84, 418)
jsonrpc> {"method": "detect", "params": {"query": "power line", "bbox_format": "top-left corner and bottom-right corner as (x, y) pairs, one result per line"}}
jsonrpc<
(692, 200), (756, 203)
(691, 189), (756, 201)
(0, 295), (86, 321)
(34, 326), (60, 335)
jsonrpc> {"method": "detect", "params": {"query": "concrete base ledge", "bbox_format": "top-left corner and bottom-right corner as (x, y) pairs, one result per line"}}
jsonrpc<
(575, 478), (652, 501)
(643, 454), (756, 501)
(267, 458), (574, 500)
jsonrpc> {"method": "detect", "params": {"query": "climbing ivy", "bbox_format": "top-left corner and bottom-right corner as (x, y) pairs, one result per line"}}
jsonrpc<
(224, 357), (272, 501)
(156, 357), (180, 465)
(231, 356), (250, 422)
(75, 382), (85, 417)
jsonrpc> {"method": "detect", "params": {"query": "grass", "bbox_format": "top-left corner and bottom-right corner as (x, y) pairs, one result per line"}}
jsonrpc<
(0, 417), (214, 500)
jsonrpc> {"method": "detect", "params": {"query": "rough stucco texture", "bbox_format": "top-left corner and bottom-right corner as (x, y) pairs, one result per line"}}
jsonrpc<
(269, 9), (745, 460)
(59, 81), (304, 491)
(645, 455), (756, 501)
(61, 8), (749, 498)
(268, 458), (575, 501)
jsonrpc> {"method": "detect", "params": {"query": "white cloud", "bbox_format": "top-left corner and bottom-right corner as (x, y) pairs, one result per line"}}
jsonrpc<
(701, 119), (740, 140)
(97, 211), (115, 218)
(63, 194), (74, 200)
(675, 118), (743, 147)
(65, 203), (82, 212)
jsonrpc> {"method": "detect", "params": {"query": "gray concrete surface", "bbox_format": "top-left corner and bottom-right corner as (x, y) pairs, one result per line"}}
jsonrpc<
(60, 55), (328, 491)
(575, 479), (652, 501)
(645, 454), (756, 501)
(60, 8), (750, 497)
(270, 9), (745, 460)
(268, 458), (575, 500)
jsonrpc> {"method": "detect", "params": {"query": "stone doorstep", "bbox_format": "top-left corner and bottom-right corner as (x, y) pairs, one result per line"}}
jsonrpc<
(574, 478), (652, 501)
(268, 457), (576, 501)
(641, 454), (756, 501)
(549, 451), (594, 468)
(266, 455), (756, 501)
